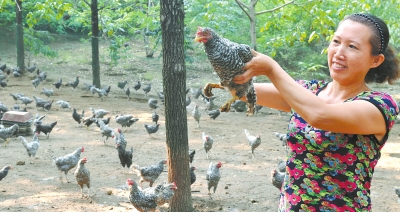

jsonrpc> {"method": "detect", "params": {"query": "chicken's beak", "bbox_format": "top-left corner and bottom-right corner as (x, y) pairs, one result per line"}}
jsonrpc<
(194, 36), (202, 42)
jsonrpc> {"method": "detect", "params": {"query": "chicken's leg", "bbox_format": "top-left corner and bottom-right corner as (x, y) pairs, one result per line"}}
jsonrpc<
(203, 83), (224, 97)
(220, 96), (240, 113)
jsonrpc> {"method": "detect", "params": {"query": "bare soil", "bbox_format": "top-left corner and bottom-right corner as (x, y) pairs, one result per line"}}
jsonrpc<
(0, 38), (400, 212)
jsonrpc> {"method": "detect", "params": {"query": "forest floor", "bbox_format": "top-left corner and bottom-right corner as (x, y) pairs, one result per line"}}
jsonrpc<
(0, 36), (400, 212)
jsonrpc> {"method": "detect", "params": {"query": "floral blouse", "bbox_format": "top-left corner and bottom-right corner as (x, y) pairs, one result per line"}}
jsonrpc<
(278, 80), (399, 212)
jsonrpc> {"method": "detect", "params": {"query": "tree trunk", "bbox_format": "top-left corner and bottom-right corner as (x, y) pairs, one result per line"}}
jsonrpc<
(160, 0), (193, 211)
(16, 0), (25, 73)
(249, 0), (257, 51)
(91, 0), (101, 87)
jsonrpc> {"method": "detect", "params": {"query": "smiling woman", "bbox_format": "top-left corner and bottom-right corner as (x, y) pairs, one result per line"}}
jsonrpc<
(230, 13), (400, 211)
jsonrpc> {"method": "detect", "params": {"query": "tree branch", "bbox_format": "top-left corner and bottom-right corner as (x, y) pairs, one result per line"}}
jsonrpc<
(15, 0), (21, 11)
(256, 0), (295, 15)
(82, 0), (90, 7)
(235, 0), (251, 20)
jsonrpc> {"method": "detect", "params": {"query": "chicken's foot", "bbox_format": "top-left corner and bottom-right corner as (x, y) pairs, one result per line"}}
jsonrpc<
(220, 96), (240, 113)
(203, 83), (224, 97)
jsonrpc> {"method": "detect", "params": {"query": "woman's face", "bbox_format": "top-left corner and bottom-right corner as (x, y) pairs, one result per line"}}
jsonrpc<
(327, 20), (378, 85)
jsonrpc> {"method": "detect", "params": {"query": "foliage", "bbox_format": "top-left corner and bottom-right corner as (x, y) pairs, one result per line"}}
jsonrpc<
(24, 28), (58, 64)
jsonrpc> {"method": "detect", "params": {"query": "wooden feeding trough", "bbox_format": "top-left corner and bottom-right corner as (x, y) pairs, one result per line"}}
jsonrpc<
(1, 111), (33, 135)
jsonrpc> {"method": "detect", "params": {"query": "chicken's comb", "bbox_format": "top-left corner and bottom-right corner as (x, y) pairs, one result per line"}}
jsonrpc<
(118, 128), (122, 133)
(81, 146), (85, 152)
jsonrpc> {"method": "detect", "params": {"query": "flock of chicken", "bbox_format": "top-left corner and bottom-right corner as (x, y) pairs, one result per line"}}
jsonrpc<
(0, 60), (291, 210)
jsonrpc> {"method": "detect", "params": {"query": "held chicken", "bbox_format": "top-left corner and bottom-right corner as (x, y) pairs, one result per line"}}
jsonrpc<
(52, 146), (85, 183)
(244, 129), (261, 159)
(0, 165), (11, 181)
(19, 133), (40, 164)
(0, 124), (19, 146)
(127, 178), (158, 212)
(35, 121), (57, 139)
(144, 124), (160, 137)
(195, 27), (256, 116)
(192, 104), (201, 128)
(202, 132), (213, 159)
(116, 144), (133, 170)
(131, 159), (167, 188)
(206, 162), (222, 197)
(74, 158), (90, 198)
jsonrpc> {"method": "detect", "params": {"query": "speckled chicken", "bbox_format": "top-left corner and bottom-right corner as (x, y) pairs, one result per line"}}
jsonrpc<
(244, 129), (261, 159)
(31, 77), (42, 91)
(114, 128), (127, 149)
(0, 124), (19, 146)
(18, 96), (33, 106)
(192, 104), (201, 128)
(274, 132), (289, 155)
(72, 108), (85, 126)
(191, 87), (203, 99)
(127, 178), (158, 212)
(190, 166), (196, 185)
(271, 168), (285, 191)
(195, 27), (256, 116)
(206, 161), (222, 196)
(97, 119), (114, 145)
(145, 182), (177, 206)
(56, 100), (71, 110)
(131, 159), (167, 188)
(19, 133), (40, 164)
(115, 114), (139, 129)
(74, 157), (90, 198)
(90, 107), (109, 118)
(202, 132), (213, 159)
(52, 146), (84, 183)
(152, 111), (159, 124)
(207, 109), (220, 120)
(33, 95), (51, 111)
(0, 165), (11, 181)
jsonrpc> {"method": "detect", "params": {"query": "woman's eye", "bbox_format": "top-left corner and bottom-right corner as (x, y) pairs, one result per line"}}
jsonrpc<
(349, 45), (358, 49)
(332, 39), (339, 44)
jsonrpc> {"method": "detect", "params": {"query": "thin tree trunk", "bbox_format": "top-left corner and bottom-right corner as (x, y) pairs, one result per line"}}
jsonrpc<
(91, 0), (101, 87)
(160, 0), (193, 211)
(16, 0), (25, 73)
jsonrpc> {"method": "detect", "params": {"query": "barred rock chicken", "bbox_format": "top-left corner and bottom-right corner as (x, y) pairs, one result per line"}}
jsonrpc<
(0, 124), (19, 146)
(97, 120), (114, 145)
(35, 121), (57, 139)
(53, 78), (62, 89)
(65, 76), (80, 90)
(52, 146), (85, 183)
(114, 128), (127, 149)
(202, 132), (213, 159)
(0, 165), (11, 181)
(41, 87), (54, 98)
(277, 158), (286, 173)
(192, 104), (201, 128)
(37, 69), (47, 81)
(190, 166), (196, 185)
(90, 107), (109, 118)
(188, 149), (195, 164)
(95, 117), (111, 128)
(127, 178), (158, 212)
(274, 132), (289, 155)
(131, 159), (167, 188)
(115, 114), (139, 129)
(152, 111), (159, 124)
(19, 134), (40, 164)
(0, 80), (7, 89)
(74, 158), (91, 198)
(148, 182), (177, 206)
(56, 100), (71, 110)
(195, 27), (256, 116)
(148, 98), (158, 110)
(116, 143), (133, 170)
(244, 129), (261, 159)
(144, 124), (160, 137)
(206, 161), (222, 196)
(0, 102), (8, 113)
(43, 100), (54, 111)
(10, 93), (24, 103)
(72, 108), (85, 126)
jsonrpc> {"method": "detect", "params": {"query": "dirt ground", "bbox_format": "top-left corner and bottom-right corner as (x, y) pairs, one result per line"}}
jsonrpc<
(1, 39), (400, 212)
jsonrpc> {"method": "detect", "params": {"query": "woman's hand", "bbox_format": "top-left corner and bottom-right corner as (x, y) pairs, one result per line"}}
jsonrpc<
(234, 50), (273, 84)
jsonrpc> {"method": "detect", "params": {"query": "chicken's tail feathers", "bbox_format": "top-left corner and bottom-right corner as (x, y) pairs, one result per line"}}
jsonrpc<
(51, 156), (57, 166)
(130, 164), (141, 174)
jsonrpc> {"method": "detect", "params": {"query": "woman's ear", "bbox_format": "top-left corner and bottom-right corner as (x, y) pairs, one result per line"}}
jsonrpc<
(371, 54), (385, 68)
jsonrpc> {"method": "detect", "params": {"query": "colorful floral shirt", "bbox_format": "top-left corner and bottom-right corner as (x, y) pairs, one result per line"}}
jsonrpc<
(278, 80), (399, 212)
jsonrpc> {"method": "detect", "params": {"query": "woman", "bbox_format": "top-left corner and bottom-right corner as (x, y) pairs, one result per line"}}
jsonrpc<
(234, 14), (400, 211)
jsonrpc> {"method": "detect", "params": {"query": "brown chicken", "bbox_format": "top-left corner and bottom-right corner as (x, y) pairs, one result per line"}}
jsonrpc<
(131, 159), (167, 188)
(74, 158), (90, 198)
(195, 27), (256, 116)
